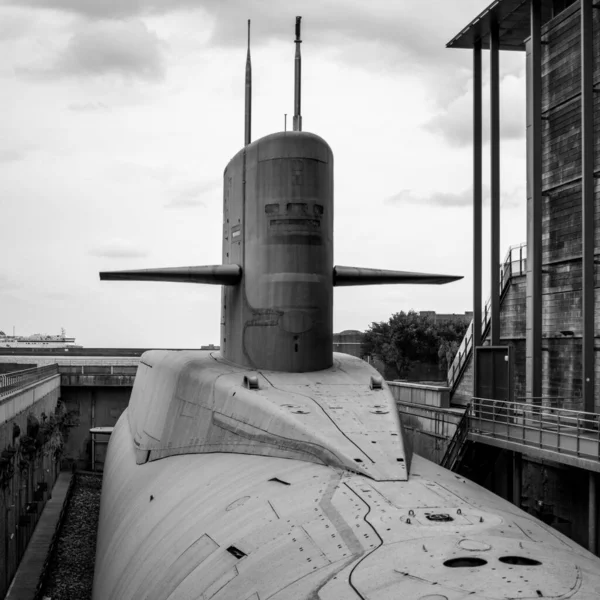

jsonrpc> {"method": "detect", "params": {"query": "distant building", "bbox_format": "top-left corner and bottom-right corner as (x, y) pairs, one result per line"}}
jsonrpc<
(332, 330), (364, 358)
(419, 311), (473, 324)
(200, 344), (220, 351)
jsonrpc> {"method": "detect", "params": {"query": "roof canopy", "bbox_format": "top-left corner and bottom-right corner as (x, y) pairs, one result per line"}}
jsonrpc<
(447, 0), (555, 51)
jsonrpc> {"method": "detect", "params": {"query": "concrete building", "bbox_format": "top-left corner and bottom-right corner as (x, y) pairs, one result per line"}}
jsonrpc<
(448, 0), (600, 413)
(444, 0), (600, 555)
(332, 330), (364, 357)
(419, 311), (473, 324)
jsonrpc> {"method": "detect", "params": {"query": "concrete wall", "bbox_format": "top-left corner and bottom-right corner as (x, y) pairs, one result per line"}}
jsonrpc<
(60, 386), (132, 470)
(396, 402), (463, 465)
(453, 275), (527, 405)
(390, 381), (463, 463)
(388, 381), (450, 409)
(0, 375), (61, 424)
(521, 458), (594, 550)
(530, 3), (600, 410)
(468, 446), (596, 552)
(0, 364), (36, 374)
(0, 383), (61, 597)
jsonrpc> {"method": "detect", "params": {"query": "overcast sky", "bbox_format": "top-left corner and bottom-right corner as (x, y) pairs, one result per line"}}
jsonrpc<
(0, 0), (527, 348)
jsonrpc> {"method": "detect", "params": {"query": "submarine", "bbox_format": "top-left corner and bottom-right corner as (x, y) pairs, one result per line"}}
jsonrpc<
(93, 18), (600, 599)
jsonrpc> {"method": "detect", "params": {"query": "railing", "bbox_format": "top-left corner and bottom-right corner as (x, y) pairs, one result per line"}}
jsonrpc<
(470, 397), (600, 465)
(440, 405), (471, 470)
(0, 365), (59, 399)
(518, 396), (583, 411)
(501, 242), (527, 287)
(58, 365), (138, 376)
(447, 243), (527, 391)
(0, 357), (141, 368)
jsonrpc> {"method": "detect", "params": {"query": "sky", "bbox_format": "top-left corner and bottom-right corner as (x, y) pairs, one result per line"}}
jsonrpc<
(0, 0), (528, 348)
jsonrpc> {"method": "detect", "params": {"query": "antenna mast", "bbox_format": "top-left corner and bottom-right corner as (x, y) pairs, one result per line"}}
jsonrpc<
(293, 16), (302, 132)
(245, 19), (252, 145)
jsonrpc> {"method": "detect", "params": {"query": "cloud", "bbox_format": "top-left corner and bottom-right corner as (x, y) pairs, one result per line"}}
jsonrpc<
(424, 72), (526, 146)
(501, 185), (526, 210)
(387, 183), (524, 210)
(6, 1), (517, 112)
(0, 10), (35, 40)
(60, 20), (165, 80)
(4, 0), (196, 19)
(386, 188), (473, 208)
(68, 101), (110, 112)
(197, 1), (476, 105)
(197, 0), (493, 108)
(0, 273), (23, 292)
(0, 148), (27, 162)
(89, 238), (148, 259)
(6, 0), (484, 105)
(18, 20), (165, 81)
(165, 181), (219, 209)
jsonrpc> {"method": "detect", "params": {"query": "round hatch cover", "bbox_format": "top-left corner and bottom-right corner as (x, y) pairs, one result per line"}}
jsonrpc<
(458, 539), (492, 552)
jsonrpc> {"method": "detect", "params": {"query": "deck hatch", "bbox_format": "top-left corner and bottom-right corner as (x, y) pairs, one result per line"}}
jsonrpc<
(444, 557), (487, 568)
(226, 546), (247, 559)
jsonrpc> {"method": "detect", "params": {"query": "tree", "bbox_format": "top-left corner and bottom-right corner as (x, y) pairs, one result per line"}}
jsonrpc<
(438, 338), (460, 371)
(362, 311), (468, 379)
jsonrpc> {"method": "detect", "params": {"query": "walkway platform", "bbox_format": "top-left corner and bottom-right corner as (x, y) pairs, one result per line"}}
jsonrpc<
(5, 472), (72, 600)
(467, 398), (600, 472)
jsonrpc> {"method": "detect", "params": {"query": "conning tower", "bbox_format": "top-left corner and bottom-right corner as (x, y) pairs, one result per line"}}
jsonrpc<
(100, 17), (460, 372)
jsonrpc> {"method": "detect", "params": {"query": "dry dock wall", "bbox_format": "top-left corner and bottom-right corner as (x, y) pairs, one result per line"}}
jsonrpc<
(60, 386), (131, 470)
(0, 379), (61, 598)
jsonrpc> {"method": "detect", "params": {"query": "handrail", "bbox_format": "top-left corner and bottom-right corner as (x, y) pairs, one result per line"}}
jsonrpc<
(447, 243), (527, 391)
(470, 397), (600, 465)
(0, 364), (59, 398)
(440, 404), (472, 470)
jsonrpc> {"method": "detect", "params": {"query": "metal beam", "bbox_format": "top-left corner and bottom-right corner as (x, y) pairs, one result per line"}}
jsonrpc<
(512, 451), (522, 507)
(526, 0), (543, 402)
(590, 472), (598, 554)
(490, 17), (501, 346)
(468, 433), (600, 473)
(581, 0), (595, 414)
(473, 39), (483, 364)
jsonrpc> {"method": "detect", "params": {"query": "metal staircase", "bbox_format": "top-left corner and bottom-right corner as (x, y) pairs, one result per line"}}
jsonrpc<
(440, 406), (470, 471)
(447, 243), (526, 394)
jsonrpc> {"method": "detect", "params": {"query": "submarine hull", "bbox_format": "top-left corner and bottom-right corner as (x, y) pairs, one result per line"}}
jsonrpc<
(92, 351), (600, 599)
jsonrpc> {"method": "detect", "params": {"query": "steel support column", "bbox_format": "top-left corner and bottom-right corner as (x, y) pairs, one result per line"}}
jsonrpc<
(473, 39), (483, 367)
(581, 0), (595, 414)
(526, 0), (543, 401)
(512, 451), (522, 507)
(590, 472), (598, 555)
(490, 17), (501, 346)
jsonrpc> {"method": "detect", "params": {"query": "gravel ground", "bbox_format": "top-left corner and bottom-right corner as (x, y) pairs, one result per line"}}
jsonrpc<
(41, 473), (102, 600)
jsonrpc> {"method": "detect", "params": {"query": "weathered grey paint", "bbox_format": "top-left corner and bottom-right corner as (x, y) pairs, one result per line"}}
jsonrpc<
(222, 132), (334, 372)
(93, 354), (600, 599)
